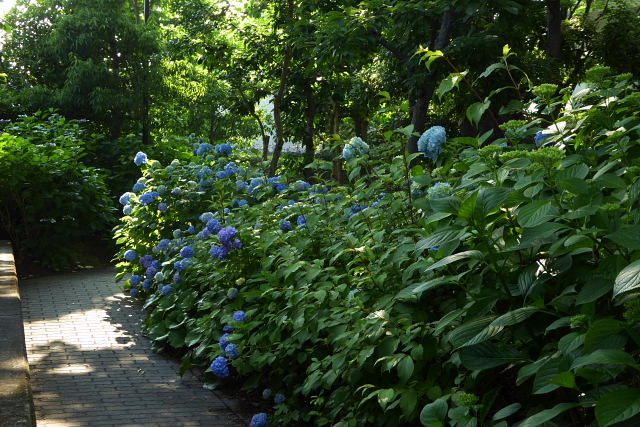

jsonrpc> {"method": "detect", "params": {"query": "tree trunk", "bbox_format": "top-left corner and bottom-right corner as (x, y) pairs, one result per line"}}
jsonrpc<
(353, 114), (368, 139)
(302, 80), (316, 181)
(329, 96), (345, 184)
(268, 0), (294, 176)
(141, 0), (151, 145)
(546, 0), (563, 60)
(406, 9), (453, 153)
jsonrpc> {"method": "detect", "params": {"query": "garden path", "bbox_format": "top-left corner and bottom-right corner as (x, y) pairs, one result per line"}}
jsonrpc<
(20, 268), (249, 427)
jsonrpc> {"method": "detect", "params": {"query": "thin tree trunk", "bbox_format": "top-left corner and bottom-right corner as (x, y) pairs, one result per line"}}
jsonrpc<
(546, 0), (563, 60)
(141, 0), (151, 145)
(353, 114), (368, 138)
(330, 96), (345, 184)
(302, 80), (316, 181)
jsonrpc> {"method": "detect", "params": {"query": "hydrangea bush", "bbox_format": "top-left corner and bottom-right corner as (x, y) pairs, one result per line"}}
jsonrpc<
(116, 72), (640, 427)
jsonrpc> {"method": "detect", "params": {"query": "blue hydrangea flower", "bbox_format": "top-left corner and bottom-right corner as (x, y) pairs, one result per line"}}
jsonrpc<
(342, 144), (354, 160)
(180, 245), (195, 258)
(174, 259), (190, 271)
(248, 177), (264, 194)
(130, 288), (138, 297)
(249, 413), (267, 427)
(280, 219), (292, 231)
(173, 229), (182, 239)
(139, 191), (160, 206)
(236, 180), (248, 192)
(227, 287), (239, 299)
(146, 267), (157, 278)
(171, 187), (182, 196)
(158, 202), (168, 212)
(134, 152), (148, 166)
(223, 208), (230, 214)
(215, 143), (233, 155)
(210, 245), (230, 260)
(297, 215), (307, 226)
(218, 227), (238, 246)
(123, 205), (133, 215)
(139, 254), (154, 268)
(142, 279), (153, 290)
(293, 180), (311, 191)
(200, 212), (215, 223)
(274, 393), (285, 405)
(427, 182), (452, 199)
(343, 136), (369, 160)
(232, 199), (248, 208)
(187, 225), (196, 234)
(132, 181), (146, 193)
(130, 275), (142, 286)
(417, 126), (447, 160)
(273, 182), (287, 193)
(233, 311), (246, 322)
(151, 260), (161, 270)
(534, 131), (552, 146)
(119, 192), (133, 205)
(225, 343), (240, 359)
(223, 325), (234, 332)
(210, 356), (230, 378)
(161, 285), (173, 296)
(195, 142), (214, 156)
(262, 389), (272, 400)
(216, 170), (230, 180)
(207, 219), (222, 234)
(224, 162), (238, 176)
(157, 239), (170, 251)
(154, 272), (164, 282)
(267, 176), (282, 184)
(219, 333), (232, 350)
(201, 228), (211, 239)
(124, 250), (137, 261)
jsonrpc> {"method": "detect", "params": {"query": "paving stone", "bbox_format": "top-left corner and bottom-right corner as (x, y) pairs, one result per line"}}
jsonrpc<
(21, 268), (248, 427)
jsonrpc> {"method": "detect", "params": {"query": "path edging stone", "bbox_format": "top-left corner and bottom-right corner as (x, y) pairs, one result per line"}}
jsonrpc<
(0, 240), (35, 427)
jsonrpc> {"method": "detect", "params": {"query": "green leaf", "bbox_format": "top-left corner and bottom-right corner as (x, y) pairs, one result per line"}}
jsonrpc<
(490, 307), (539, 327)
(596, 388), (640, 426)
(576, 276), (613, 304)
(400, 389), (418, 418)
(492, 403), (521, 421)
(396, 276), (453, 299)
(436, 71), (467, 100)
(425, 250), (484, 272)
(478, 62), (506, 79)
(595, 173), (626, 189)
(514, 403), (578, 427)
(585, 319), (624, 352)
(532, 356), (567, 394)
(607, 226), (640, 250)
(377, 388), (396, 411)
(397, 356), (414, 383)
(516, 200), (555, 228)
(459, 342), (525, 371)
(614, 260), (640, 298)
(476, 187), (511, 217)
(571, 349), (640, 371)
(549, 371), (576, 389)
(415, 228), (466, 251)
(419, 399), (448, 427)
(448, 316), (494, 349)
(466, 100), (491, 127)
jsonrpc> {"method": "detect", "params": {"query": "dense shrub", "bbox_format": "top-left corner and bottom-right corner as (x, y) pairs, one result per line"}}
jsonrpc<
(116, 70), (640, 426)
(0, 115), (114, 269)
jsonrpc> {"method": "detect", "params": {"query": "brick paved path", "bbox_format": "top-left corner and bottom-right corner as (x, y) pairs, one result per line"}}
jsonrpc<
(20, 268), (250, 427)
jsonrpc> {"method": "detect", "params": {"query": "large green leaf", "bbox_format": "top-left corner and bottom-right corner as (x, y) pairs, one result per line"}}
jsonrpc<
(425, 250), (484, 272)
(466, 100), (491, 127)
(459, 342), (525, 371)
(415, 228), (467, 252)
(571, 349), (640, 371)
(490, 307), (539, 327)
(576, 276), (613, 304)
(476, 186), (511, 217)
(516, 200), (556, 228)
(614, 260), (640, 298)
(448, 316), (495, 349)
(396, 276), (454, 299)
(596, 388), (640, 426)
(419, 399), (448, 427)
(492, 403), (521, 421)
(607, 226), (640, 250)
(584, 319), (624, 352)
(514, 402), (578, 427)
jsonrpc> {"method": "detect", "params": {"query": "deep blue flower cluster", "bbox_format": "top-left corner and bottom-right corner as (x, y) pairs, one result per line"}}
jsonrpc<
(157, 239), (170, 251)
(158, 202), (168, 212)
(218, 227), (238, 246)
(210, 227), (242, 260)
(161, 285), (173, 295)
(232, 199), (248, 208)
(215, 143), (233, 155)
(124, 249), (137, 261)
(180, 245), (195, 258)
(297, 215), (307, 226)
(134, 152), (148, 166)
(135, 182), (148, 194)
(223, 325), (234, 332)
(274, 393), (285, 405)
(174, 258), (190, 270)
(417, 126), (446, 160)
(233, 310), (246, 321)
(130, 288), (138, 297)
(140, 254), (154, 268)
(279, 219), (292, 231)
(139, 191), (160, 206)
(249, 413), (267, 427)
(207, 219), (222, 234)
(130, 275), (142, 286)
(293, 180), (311, 191)
(210, 356), (230, 378)
(225, 343), (240, 359)
(219, 333), (232, 350)
(195, 142), (214, 156)
(143, 278), (152, 290)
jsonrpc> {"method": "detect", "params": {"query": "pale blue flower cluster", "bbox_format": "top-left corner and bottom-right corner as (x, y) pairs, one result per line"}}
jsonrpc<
(124, 249), (137, 261)
(139, 191), (160, 206)
(132, 181), (146, 192)
(342, 136), (370, 160)
(215, 143), (233, 155)
(195, 142), (213, 156)
(417, 126), (447, 160)
(119, 192), (133, 205)
(427, 182), (452, 199)
(161, 285), (173, 295)
(134, 152), (148, 166)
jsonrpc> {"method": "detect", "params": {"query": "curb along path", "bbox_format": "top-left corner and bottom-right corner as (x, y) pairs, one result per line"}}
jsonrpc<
(21, 268), (247, 427)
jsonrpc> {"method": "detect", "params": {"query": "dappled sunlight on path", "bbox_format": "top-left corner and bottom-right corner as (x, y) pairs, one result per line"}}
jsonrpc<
(21, 269), (247, 427)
